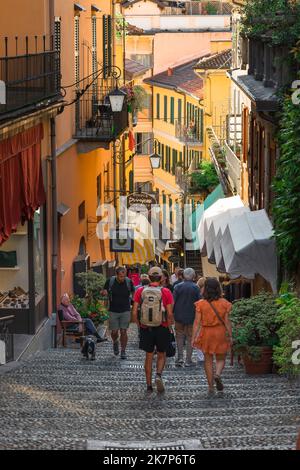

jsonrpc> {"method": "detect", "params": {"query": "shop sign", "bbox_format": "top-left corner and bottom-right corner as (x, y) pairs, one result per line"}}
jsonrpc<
(127, 192), (156, 212)
(110, 229), (134, 253)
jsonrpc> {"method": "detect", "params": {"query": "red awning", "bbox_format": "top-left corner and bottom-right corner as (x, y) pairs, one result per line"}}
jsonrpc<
(0, 124), (46, 244)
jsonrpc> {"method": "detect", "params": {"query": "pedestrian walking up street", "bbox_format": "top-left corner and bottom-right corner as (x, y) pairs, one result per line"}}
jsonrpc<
(192, 278), (233, 397)
(173, 268), (201, 367)
(102, 267), (135, 360)
(132, 266), (174, 394)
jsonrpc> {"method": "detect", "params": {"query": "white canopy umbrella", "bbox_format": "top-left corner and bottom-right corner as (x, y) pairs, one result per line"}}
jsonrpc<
(219, 210), (277, 292)
(197, 195), (246, 255)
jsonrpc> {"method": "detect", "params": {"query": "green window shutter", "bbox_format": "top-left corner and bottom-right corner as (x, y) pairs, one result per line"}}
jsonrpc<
(170, 97), (174, 124)
(161, 143), (165, 169)
(169, 198), (173, 224)
(178, 99), (182, 124)
(164, 96), (168, 122)
(200, 109), (204, 142)
(163, 193), (167, 225)
(172, 149), (177, 174)
(129, 171), (134, 192)
(179, 151), (182, 163)
(107, 15), (112, 75)
(103, 16), (108, 78)
(156, 93), (160, 119)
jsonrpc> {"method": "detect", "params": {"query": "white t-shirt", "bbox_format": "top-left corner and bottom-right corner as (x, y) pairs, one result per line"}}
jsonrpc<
(170, 273), (177, 285)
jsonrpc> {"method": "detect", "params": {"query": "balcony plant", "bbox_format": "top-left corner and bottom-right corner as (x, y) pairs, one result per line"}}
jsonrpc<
(231, 292), (280, 374)
(189, 161), (219, 195)
(273, 284), (300, 378)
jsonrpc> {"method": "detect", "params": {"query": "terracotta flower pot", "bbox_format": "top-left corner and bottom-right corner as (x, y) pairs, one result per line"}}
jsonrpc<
(243, 347), (274, 375)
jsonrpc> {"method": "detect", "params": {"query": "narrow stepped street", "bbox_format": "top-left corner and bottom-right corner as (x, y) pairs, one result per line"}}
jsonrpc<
(0, 326), (299, 450)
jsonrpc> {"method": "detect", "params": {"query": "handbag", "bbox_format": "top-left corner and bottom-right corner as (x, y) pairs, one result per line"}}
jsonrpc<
(166, 328), (176, 358)
(0, 251), (17, 268)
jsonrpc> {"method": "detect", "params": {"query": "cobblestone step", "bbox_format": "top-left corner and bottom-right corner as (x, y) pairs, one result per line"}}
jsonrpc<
(0, 326), (299, 450)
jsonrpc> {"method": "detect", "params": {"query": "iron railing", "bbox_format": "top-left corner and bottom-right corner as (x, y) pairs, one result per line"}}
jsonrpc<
(74, 85), (128, 142)
(0, 35), (61, 121)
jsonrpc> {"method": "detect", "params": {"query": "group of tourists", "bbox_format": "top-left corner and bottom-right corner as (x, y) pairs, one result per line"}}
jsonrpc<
(59, 265), (233, 398)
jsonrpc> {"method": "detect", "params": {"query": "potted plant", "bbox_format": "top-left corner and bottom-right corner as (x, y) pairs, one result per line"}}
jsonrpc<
(74, 271), (109, 329)
(231, 292), (280, 374)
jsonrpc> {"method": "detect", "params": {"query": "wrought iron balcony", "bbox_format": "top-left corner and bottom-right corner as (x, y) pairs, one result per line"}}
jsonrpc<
(74, 86), (128, 144)
(0, 36), (61, 122)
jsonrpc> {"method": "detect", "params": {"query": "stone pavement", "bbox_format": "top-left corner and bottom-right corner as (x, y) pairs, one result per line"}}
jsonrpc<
(0, 326), (299, 450)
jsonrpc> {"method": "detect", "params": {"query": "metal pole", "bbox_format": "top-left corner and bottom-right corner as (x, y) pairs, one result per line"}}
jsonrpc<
(50, 117), (58, 348)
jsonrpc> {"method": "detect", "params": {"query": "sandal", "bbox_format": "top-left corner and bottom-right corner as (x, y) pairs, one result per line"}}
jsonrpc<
(214, 375), (224, 391)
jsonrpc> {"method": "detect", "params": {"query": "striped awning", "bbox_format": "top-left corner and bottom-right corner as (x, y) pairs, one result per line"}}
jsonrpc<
(120, 237), (154, 265)
(119, 211), (155, 266)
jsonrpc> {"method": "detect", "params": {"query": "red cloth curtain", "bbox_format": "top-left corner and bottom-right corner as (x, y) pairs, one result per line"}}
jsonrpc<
(0, 124), (46, 244)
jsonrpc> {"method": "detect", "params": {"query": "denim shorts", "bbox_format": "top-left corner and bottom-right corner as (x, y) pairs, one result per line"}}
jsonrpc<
(109, 311), (131, 331)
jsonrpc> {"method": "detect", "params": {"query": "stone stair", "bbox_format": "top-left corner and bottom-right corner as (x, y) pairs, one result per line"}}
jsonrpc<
(0, 326), (299, 450)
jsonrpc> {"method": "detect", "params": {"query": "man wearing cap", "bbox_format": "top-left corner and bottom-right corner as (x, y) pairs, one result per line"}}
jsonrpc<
(132, 267), (174, 394)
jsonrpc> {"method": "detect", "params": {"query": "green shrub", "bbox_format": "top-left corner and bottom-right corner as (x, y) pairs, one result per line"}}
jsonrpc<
(231, 292), (279, 360)
(273, 284), (300, 377)
(189, 162), (219, 193)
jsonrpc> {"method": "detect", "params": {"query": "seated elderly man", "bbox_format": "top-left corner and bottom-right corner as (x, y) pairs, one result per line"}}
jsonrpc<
(59, 293), (106, 343)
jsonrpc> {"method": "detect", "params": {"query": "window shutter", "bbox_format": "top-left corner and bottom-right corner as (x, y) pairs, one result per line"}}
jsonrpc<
(170, 97), (174, 124)
(164, 96), (167, 122)
(103, 15), (108, 78)
(156, 93), (160, 120)
(107, 15), (112, 74)
(178, 99), (182, 124)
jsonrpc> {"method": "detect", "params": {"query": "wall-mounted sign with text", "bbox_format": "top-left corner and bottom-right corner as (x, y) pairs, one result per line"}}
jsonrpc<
(127, 192), (156, 212)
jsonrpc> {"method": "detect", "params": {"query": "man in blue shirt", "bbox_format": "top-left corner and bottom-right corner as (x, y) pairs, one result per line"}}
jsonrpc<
(173, 268), (201, 367)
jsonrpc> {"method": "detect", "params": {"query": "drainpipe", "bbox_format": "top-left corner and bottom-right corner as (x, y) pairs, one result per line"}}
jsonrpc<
(50, 117), (58, 348)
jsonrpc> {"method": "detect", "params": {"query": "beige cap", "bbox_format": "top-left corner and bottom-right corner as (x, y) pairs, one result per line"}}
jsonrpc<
(148, 266), (163, 276)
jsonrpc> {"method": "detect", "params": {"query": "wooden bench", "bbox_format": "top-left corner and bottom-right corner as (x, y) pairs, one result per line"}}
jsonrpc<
(57, 310), (86, 348)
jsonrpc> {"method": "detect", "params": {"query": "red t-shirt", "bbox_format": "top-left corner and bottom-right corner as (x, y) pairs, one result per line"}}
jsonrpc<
(134, 283), (173, 328)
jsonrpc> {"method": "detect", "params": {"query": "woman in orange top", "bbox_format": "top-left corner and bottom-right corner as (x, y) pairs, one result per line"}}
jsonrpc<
(192, 278), (232, 397)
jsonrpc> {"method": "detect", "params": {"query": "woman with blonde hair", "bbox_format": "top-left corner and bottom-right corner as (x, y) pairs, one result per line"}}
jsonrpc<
(192, 278), (232, 397)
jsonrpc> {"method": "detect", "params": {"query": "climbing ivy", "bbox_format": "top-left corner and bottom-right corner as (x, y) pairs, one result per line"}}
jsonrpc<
(272, 93), (300, 275)
(241, 0), (300, 46)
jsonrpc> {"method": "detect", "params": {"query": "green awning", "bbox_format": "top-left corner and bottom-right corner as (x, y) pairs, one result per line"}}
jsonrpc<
(187, 185), (225, 250)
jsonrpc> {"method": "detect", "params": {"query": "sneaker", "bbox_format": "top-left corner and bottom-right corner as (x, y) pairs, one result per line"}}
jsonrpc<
(175, 358), (184, 367)
(214, 375), (224, 391)
(184, 360), (196, 367)
(120, 350), (127, 360)
(155, 374), (165, 393)
(113, 341), (120, 356)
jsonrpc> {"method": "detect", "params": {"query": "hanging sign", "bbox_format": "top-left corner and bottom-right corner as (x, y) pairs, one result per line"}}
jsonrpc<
(127, 192), (156, 212)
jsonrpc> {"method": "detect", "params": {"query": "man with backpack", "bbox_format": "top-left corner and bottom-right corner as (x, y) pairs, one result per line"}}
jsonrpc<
(132, 267), (174, 394)
(102, 267), (135, 360)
